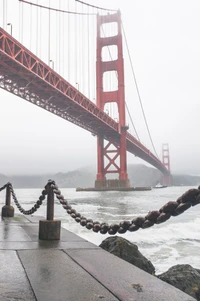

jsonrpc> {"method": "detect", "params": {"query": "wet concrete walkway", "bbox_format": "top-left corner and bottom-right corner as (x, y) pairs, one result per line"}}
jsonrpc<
(0, 214), (195, 301)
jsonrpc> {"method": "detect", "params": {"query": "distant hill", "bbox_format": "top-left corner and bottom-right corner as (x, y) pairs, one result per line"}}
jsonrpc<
(0, 164), (199, 188)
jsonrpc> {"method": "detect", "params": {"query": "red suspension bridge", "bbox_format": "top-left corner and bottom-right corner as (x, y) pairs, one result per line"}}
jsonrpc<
(0, 0), (170, 189)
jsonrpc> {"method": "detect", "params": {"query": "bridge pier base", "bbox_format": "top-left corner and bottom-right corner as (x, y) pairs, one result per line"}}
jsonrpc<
(162, 175), (171, 186)
(95, 179), (130, 190)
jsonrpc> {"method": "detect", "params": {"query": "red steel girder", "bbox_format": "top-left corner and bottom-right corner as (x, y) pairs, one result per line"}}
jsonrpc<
(0, 27), (118, 138)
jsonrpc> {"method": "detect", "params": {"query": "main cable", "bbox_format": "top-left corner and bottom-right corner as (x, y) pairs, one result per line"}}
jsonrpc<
(75, 0), (117, 12)
(122, 22), (159, 158)
(18, 0), (96, 15)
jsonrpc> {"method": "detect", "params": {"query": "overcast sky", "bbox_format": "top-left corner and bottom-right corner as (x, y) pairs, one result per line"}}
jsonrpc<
(0, 0), (200, 176)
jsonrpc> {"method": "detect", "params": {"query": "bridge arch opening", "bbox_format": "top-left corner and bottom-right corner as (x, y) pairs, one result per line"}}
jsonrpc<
(100, 22), (118, 38)
(104, 102), (119, 121)
(103, 70), (118, 92)
(102, 45), (118, 62)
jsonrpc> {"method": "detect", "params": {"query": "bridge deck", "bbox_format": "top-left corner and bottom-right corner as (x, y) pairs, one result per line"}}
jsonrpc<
(0, 214), (195, 301)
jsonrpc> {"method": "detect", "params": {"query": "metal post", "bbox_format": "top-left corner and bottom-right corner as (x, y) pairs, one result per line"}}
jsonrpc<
(39, 183), (61, 240)
(46, 184), (54, 220)
(1, 184), (14, 217)
(6, 185), (11, 206)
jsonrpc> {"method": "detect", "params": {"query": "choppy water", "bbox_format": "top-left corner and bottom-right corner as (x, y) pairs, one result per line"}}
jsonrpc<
(0, 186), (199, 274)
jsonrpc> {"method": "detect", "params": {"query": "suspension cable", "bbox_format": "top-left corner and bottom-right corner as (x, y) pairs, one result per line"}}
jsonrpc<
(75, 0), (117, 12)
(87, 4), (90, 99)
(29, 2), (32, 50)
(122, 22), (159, 158)
(36, 0), (38, 56)
(18, 0), (96, 15)
(125, 103), (140, 141)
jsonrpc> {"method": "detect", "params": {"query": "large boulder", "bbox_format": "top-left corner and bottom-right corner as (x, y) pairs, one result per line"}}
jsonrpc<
(158, 264), (200, 300)
(99, 236), (155, 274)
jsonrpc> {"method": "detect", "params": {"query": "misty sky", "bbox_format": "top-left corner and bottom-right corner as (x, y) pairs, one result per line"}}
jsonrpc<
(0, 0), (200, 176)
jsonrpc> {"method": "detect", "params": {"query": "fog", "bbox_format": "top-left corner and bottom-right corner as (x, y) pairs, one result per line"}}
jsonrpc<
(0, 0), (200, 175)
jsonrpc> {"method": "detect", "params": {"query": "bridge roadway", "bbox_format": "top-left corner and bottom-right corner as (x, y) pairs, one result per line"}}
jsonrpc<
(0, 214), (195, 301)
(0, 27), (169, 176)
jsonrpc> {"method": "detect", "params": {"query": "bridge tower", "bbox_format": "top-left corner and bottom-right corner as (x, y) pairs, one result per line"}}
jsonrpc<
(95, 11), (130, 190)
(162, 143), (171, 186)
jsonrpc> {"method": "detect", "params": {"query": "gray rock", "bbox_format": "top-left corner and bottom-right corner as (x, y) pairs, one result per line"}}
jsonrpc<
(99, 236), (155, 274)
(158, 264), (200, 300)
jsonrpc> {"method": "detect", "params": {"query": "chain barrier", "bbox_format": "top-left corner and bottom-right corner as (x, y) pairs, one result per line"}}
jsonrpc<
(1, 180), (200, 235)
(0, 183), (8, 192)
(8, 182), (48, 215)
(51, 181), (200, 235)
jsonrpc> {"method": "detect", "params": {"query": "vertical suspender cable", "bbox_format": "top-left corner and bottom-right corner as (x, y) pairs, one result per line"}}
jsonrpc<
(68, 0), (70, 80)
(30, 3), (32, 50)
(56, 8), (58, 71)
(40, 6), (42, 59)
(79, 3), (82, 91)
(48, 0), (51, 65)
(62, 0), (65, 78)
(36, 0), (38, 56)
(3, 0), (5, 28)
(108, 18), (112, 117)
(19, 0), (21, 40)
(92, 7), (96, 102)
(87, 5), (90, 99)
(5, 0), (7, 30)
(21, 1), (24, 43)
(81, 3), (84, 93)
(75, 1), (77, 85)
(59, 0), (61, 74)
(78, 5), (80, 90)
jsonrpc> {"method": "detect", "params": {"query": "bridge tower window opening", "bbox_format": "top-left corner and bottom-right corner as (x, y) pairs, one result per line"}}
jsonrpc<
(104, 102), (119, 122)
(100, 21), (118, 38)
(103, 71), (118, 92)
(102, 45), (118, 62)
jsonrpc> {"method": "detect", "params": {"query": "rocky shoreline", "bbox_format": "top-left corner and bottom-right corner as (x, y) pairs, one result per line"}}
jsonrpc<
(100, 236), (200, 300)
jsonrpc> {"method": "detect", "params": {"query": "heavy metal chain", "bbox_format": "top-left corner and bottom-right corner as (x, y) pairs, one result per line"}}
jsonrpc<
(0, 183), (8, 192)
(51, 181), (200, 235)
(8, 183), (48, 215)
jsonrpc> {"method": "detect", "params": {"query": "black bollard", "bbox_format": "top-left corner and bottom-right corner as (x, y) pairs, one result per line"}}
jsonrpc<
(1, 185), (14, 217)
(39, 183), (61, 240)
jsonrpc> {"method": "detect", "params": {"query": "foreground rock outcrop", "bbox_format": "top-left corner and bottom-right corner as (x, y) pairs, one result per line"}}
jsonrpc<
(158, 264), (200, 301)
(99, 236), (155, 274)
(100, 237), (200, 301)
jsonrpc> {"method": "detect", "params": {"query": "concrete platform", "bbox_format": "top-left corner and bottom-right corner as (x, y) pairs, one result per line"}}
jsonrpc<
(0, 214), (195, 301)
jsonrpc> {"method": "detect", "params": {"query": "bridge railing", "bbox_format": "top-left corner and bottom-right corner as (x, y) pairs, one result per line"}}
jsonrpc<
(1, 180), (200, 240)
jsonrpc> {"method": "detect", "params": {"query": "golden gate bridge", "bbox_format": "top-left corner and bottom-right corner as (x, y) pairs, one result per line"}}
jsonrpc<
(0, 0), (171, 189)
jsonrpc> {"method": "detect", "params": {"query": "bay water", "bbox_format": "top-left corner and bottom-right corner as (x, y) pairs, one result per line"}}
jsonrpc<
(0, 185), (199, 274)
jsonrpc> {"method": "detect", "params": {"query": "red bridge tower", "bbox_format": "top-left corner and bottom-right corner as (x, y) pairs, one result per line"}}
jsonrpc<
(162, 143), (171, 186)
(95, 11), (130, 190)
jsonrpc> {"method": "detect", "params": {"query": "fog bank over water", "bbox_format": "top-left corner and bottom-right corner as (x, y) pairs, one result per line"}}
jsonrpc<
(0, 164), (199, 189)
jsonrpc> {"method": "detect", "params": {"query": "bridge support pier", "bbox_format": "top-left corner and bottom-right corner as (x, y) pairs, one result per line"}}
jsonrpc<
(162, 175), (171, 187)
(95, 179), (130, 190)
